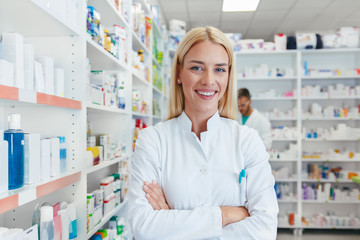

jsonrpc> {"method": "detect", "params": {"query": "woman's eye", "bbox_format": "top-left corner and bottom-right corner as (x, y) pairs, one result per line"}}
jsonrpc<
(215, 68), (226, 72)
(191, 66), (202, 71)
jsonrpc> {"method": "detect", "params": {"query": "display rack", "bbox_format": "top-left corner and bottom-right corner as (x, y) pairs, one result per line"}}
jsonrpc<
(0, 0), (167, 238)
(237, 49), (360, 234)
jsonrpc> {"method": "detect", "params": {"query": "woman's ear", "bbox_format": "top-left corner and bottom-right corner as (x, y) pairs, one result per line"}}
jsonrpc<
(177, 67), (181, 84)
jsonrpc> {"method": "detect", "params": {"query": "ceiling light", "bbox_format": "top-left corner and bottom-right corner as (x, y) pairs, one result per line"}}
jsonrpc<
(222, 0), (260, 12)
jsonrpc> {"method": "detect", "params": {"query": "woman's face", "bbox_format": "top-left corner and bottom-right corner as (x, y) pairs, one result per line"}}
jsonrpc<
(179, 41), (229, 117)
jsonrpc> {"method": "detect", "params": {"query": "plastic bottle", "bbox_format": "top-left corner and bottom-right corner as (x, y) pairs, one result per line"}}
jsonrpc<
(58, 136), (67, 174)
(40, 206), (55, 240)
(68, 203), (77, 239)
(4, 113), (24, 190)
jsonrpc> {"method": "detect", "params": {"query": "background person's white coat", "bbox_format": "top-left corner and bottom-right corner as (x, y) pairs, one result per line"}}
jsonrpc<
(236, 109), (272, 150)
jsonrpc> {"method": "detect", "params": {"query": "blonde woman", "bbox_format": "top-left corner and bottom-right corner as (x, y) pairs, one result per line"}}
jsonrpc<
(129, 26), (278, 239)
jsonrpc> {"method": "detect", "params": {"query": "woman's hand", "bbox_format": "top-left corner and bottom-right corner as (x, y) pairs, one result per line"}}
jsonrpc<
(143, 180), (170, 210)
(220, 206), (250, 227)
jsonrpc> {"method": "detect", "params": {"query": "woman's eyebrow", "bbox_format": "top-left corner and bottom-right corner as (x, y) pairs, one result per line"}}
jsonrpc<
(188, 60), (228, 66)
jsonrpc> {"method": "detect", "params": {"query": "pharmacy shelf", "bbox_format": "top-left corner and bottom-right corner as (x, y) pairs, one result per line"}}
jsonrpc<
(86, 35), (129, 71)
(272, 138), (298, 142)
(87, 103), (129, 115)
(88, 0), (129, 30)
(302, 200), (360, 204)
(277, 224), (299, 229)
(132, 69), (151, 87)
(302, 225), (360, 229)
(302, 158), (360, 162)
(270, 159), (297, 162)
(86, 155), (130, 174)
(152, 115), (162, 120)
(302, 117), (360, 121)
(235, 50), (298, 56)
(236, 48), (360, 233)
(134, 0), (151, 15)
(275, 179), (297, 182)
(270, 118), (297, 121)
(0, 0), (80, 37)
(238, 77), (297, 81)
(300, 48), (360, 54)
(302, 96), (360, 100)
(153, 57), (162, 70)
(87, 198), (128, 239)
(278, 199), (298, 203)
(132, 31), (150, 54)
(303, 138), (359, 142)
(0, 85), (82, 110)
(152, 17), (162, 38)
(132, 112), (151, 118)
(0, 171), (81, 214)
(302, 75), (360, 80)
(252, 97), (297, 101)
(152, 85), (163, 95)
(301, 179), (353, 183)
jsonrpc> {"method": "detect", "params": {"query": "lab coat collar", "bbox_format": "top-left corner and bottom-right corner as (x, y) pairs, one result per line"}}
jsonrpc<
(178, 111), (220, 132)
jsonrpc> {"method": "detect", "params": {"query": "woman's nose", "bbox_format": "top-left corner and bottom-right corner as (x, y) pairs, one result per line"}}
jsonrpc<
(201, 70), (215, 85)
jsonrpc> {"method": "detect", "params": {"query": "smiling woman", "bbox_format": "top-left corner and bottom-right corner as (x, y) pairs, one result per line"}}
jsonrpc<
(128, 26), (279, 240)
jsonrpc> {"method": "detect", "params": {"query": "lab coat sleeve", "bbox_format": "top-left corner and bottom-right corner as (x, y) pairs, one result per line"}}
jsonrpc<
(223, 128), (278, 240)
(128, 127), (223, 240)
(261, 118), (272, 150)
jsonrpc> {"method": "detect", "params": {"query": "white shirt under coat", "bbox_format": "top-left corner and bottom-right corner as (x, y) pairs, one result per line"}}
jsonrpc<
(129, 111), (279, 240)
(236, 109), (272, 150)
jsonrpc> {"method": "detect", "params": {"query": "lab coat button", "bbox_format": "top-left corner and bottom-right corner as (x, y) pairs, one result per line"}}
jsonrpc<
(200, 167), (208, 174)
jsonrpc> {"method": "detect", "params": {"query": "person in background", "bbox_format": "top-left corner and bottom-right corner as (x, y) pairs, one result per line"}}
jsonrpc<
(237, 88), (272, 149)
(128, 26), (278, 240)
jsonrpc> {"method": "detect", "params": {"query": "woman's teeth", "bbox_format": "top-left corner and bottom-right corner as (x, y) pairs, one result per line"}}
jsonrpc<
(197, 91), (215, 96)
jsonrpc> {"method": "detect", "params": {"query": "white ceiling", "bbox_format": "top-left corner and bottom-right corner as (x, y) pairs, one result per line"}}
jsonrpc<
(155, 0), (360, 41)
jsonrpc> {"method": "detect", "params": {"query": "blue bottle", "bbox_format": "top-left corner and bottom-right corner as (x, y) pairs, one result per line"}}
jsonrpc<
(58, 136), (67, 174)
(4, 113), (24, 190)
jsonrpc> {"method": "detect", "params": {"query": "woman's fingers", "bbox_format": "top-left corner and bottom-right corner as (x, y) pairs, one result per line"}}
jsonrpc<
(143, 181), (170, 210)
(145, 192), (161, 210)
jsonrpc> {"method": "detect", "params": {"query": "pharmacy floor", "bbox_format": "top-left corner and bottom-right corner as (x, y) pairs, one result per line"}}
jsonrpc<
(277, 229), (360, 239)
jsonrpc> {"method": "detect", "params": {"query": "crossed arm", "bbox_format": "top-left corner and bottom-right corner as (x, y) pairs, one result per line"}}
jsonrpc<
(142, 180), (250, 227)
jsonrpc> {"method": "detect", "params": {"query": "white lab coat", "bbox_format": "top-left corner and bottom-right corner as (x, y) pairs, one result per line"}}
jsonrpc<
(129, 111), (278, 240)
(236, 109), (272, 149)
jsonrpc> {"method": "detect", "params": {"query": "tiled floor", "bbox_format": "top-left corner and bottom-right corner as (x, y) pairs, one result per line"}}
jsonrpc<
(277, 229), (360, 240)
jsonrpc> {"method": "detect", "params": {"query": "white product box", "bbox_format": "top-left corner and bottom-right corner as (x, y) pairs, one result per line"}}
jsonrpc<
(23, 44), (35, 91)
(0, 140), (8, 194)
(2, 32), (25, 89)
(100, 176), (114, 197)
(88, 84), (104, 106)
(6, 228), (25, 240)
(104, 193), (115, 215)
(54, 68), (65, 97)
(41, 138), (51, 181)
(34, 60), (45, 93)
(296, 33), (317, 49)
(50, 137), (60, 177)
(0, 59), (14, 87)
(24, 224), (39, 240)
(37, 56), (54, 95)
(0, 228), (9, 238)
(24, 133), (41, 184)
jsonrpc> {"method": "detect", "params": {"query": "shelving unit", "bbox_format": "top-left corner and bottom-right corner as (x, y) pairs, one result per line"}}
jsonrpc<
(237, 49), (360, 234)
(86, 199), (128, 238)
(0, 0), (167, 238)
(0, 171), (81, 214)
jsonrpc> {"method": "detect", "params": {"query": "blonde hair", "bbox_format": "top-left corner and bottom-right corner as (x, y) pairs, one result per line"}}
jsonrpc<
(167, 26), (236, 120)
